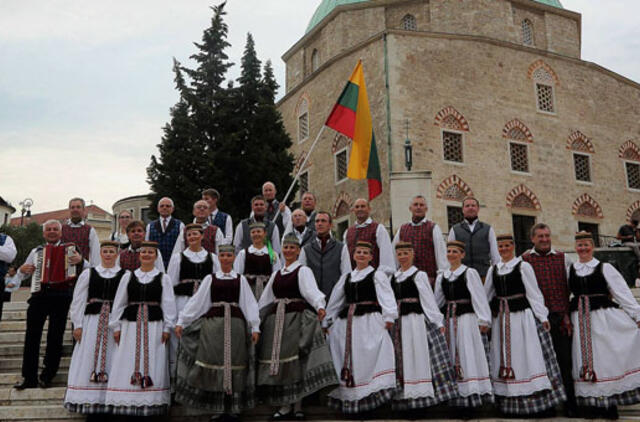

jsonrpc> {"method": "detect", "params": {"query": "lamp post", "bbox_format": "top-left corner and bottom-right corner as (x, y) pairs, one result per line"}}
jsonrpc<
(19, 198), (33, 227)
(403, 119), (413, 171)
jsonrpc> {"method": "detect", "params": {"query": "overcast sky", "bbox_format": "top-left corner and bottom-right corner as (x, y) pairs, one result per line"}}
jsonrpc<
(0, 0), (638, 217)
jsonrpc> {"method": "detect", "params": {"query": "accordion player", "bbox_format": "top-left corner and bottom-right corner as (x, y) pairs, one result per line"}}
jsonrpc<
(31, 243), (81, 293)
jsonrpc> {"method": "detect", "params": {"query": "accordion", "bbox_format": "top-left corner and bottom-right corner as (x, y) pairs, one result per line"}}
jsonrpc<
(31, 243), (79, 293)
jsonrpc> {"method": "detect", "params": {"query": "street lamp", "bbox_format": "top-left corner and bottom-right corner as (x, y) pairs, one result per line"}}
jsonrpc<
(404, 119), (413, 171)
(19, 198), (33, 226)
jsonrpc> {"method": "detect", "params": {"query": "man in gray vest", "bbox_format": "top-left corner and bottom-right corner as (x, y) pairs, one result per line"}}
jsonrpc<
(233, 195), (281, 255)
(447, 196), (499, 279)
(298, 211), (351, 297)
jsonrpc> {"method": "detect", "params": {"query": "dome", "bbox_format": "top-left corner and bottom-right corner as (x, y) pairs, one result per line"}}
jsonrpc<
(305, 0), (563, 33)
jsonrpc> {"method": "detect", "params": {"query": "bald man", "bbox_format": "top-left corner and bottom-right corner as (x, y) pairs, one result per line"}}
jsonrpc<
(262, 181), (291, 235)
(282, 209), (314, 248)
(146, 197), (185, 270)
(171, 200), (223, 256)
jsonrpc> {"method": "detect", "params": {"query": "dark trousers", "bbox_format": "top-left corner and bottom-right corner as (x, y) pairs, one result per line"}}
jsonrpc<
(22, 293), (72, 383)
(549, 312), (576, 410)
(0, 291), (4, 323)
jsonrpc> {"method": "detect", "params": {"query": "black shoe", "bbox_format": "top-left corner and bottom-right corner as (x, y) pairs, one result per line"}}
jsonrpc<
(564, 404), (579, 418)
(38, 377), (52, 389)
(603, 406), (619, 420)
(14, 380), (37, 390)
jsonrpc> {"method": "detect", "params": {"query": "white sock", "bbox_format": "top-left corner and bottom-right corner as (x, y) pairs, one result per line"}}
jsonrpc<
(277, 405), (291, 415)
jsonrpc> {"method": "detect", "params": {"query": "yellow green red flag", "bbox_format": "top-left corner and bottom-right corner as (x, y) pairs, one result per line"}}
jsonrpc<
(325, 60), (382, 199)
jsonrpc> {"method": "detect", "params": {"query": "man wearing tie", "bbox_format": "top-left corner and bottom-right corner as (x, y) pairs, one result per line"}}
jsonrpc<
(146, 197), (184, 270)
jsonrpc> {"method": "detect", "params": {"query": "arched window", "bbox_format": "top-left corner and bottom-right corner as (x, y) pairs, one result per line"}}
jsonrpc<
(297, 97), (309, 143)
(522, 19), (534, 46)
(401, 14), (417, 31)
(434, 106), (470, 163)
(531, 64), (557, 114)
(311, 49), (320, 72)
(567, 131), (594, 183)
(503, 119), (533, 173)
(619, 141), (640, 190)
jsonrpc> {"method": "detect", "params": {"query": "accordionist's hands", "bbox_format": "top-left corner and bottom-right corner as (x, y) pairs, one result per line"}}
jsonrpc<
(114, 331), (121, 345)
(174, 326), (183, 339)
(73, 328), (82, 343)
(317, 309), (326, 321)
(161, 332), (170, 344)
(20, 264), (35, 275)
(251, 332), (260, 344)
(68, 251), (82, 265)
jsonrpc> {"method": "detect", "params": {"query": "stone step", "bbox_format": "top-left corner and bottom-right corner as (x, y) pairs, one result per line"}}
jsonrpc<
(1, 310), (27, 321)
(0, 331), (72, 344)
(0, 372), (68, 387)
(0, 404), (81, 421)
(0, 357), (71, 371)
(0, 343), (73, 357)
(3, 302), (28, 312)
(0, 387), (67, 406)
(0, 320), (72, 333)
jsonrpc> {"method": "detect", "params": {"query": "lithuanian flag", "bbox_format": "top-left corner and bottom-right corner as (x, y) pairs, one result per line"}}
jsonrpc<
(325, 60), (382, 200)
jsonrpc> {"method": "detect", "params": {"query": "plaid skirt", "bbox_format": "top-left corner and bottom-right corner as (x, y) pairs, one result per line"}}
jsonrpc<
(495, 320), (566, 415)
(577, 387), (640, 408)
(448, 333), (495, 408)
(63, 403), (109, 415)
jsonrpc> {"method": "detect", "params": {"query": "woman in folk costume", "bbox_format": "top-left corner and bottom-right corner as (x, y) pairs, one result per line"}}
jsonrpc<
(256, 233), (337, 420)
(390, 241), (458, 411)
(433, 240), (493, 414)
(325, 241), (398, 414)
(64, 241), (130, 418)
(105, 241), (177, 417)
(569, 232), (640, 419)
(234, 221), (281, 300)
(167, 223), (220, 375)
(174, 244), (260, 421)
(484, 234), (565, 417)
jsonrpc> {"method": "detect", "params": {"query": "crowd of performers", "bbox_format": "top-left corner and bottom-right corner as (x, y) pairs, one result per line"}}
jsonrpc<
(4, 185), (640, 421)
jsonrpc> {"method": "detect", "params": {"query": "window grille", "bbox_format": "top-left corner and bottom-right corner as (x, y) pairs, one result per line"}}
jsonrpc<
(626, 162), (640, 190)
(573, 153), (591, 182)
(510, 142), (529, 172)
(443, 131), (463, 162)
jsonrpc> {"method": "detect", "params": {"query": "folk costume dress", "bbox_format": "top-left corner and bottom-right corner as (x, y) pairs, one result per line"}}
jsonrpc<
(175, 270), (260, 414)
(234, 245), (281, 300)
(485, 257), (566, 415)
(434, 265), (494, 407)
(105, 268), (177, 416)
(390, 266), (458, 410)
(256, 262), (337, 405)
(568, 258), (640, 408)
(167, 248), (220, 374)
(326, 266), (398, 414)
(64, 265), (129, 414)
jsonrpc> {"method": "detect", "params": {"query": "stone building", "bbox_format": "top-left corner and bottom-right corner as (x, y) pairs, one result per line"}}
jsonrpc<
(277, 0), (640, 252)
(9, 205), (113, 241)
(0, 196), (16, 227)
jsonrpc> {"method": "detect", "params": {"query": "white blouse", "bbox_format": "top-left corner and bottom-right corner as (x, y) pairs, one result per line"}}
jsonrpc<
(233, 245), (281, 275)
(434, 264), (491, 326)
(166, 249), (220, 287)
(326, 266), (398, 324)
(394, 266), (444, 327)
(258, 262), (325, 311)
(484, 257), (549, 323)
(177, 270), (260, 333)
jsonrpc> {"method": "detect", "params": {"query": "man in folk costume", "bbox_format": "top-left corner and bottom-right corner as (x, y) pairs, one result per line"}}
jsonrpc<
(343, 198), (394, 276)
(202, 188), (233, 245)
(390, 242), (458, 411)
(14, 220), (86, 389)
(484, 234), (565, 417)
(282, 191), (317, 237)
(234, 221), (281, 300)
(174, 244), (260, 420)
(106, 241), (176, 417)
(145, 197), (184, 270)
(172, 200), (224, 256)
(257, 234), (337, 420)
(118, 220), (165, 272)
(64, 241), (130, 417)
(393, 195), (448, 287)
(62, 197), (101, 266)
(434, 240), (494, 415)
(521, 223), (577, 417)
(447, 197), (500, 281)
(325, 241), (398, 414)
(298, 211), (351, 298)
(233, 195), (281, 255)
(282, 209), (314, 248)
(568, 232), (640, 419)
(167, 223), (220, 375)
(262, 181), (291, 236)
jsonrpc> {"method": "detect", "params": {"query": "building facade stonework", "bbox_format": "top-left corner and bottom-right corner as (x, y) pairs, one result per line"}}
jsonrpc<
(277, 0), (640, 250)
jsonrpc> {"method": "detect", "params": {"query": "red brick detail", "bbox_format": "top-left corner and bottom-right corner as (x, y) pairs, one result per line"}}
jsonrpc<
(294, 150), (311, 172)
(294, 92), (311, 117)
(618, 141), (640, 162)
(527, 60), (560, 85)
(436, 175), (474, 201)
(502, 119), (534, 143)
(434, 106), (469, 132)
(332, 192), (353, 219)
(505, 184), (541, 211)
(572, 194), (603, 219)
(566, 131), (595, 153)
(626, 201), (640, 223)
(331, 134), (351, 154)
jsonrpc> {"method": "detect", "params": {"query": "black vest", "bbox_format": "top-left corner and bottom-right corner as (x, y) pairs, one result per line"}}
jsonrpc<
(391, 272), (422, 316)
(84, 268), (126, 315)
(122, 272), (164, 321)
(568, 262), (617, 312)
(441, 269), (474, 316)
(490, 262), (531, 314)
(175, 252), (212, 296)
(339, 271), (381, 318)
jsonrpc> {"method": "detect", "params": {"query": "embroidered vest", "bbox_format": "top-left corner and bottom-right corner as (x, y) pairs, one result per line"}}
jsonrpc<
(399, 221), (438, 281)
(391, 272), (423, 316)
(490, 262), (530, 313)
(175, 252), (212, 296)
(346, 222), (380, 269)
(122, 272), (164, 321)
(85, 268), (126, 314)
(441, 269), (474, 316)
(339, 271), (381, 318)
(568, 262), (617, 312)
(61, 224), (92, 261)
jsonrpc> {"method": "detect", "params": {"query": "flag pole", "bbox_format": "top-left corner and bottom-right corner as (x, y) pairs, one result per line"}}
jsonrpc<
(274, 125), (328, 220)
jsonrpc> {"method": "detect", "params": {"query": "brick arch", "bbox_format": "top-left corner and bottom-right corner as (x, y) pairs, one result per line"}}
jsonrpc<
(503, 119), (534, 143)
(572, 194), (604, 219)
(619, 140), (640, 162)
(332, 192), (353, 218)
(566, 130), (595, 153)
(505, 184), (541, 210)
(434, 106), (470, 132)
(294, 92), (311, 117)
(293, 150), (311, 173)
(626, 201), (640, 222)
(331, 134), (350, 153)
(527, 59), (560, 85)
(436, 175), (474, 201)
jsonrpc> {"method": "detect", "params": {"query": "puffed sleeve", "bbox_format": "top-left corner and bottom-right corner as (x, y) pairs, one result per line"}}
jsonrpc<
(161, 274), (177, 331)
(257, 272), (277, 309)
(167, 253), (182, 287)
(215, 229), (223, 255)
(233, 249), (246, 274)
(233, 223), (243, 254)
(154, 254), (165, 273)
(0, 235), (17, 263)
(433, 274), (446, 308)
(171, 228), (186, 256)
(224, 215), (234, 245)
(88, 228), (101, 267)
(340, 245), (352, 275)
(415, 271), (443, 327)
(325, 273), (347, 325)
(298, 266), (325, 311)
(178, 275), (213, 328)
(270, 226), (281, 255)
(520, 261), (549, 323)
(239, 275), (260, 333)
(16, 248), (37, 282)
(271, 254), (282, 273)
(69, 268), (91, 328)
(374, 270), (398, 322)
(211, 254), (220, 273)
(297, 248), (308, 266)
(376, 225), (395, 276)
(432, 224), (450, 273)
(603, 263), (640, 321)
(109, 272), (132, 331)
(488, 227), (500, 267)
(466, 268), (491, 326)
(484, 266), (496, 302)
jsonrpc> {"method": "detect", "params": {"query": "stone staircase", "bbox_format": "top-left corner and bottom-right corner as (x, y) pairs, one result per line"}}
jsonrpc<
(2, 289), (640, 421)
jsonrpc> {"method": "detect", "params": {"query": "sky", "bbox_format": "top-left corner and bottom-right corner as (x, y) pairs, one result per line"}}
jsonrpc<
(0, 0), (638, 217)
